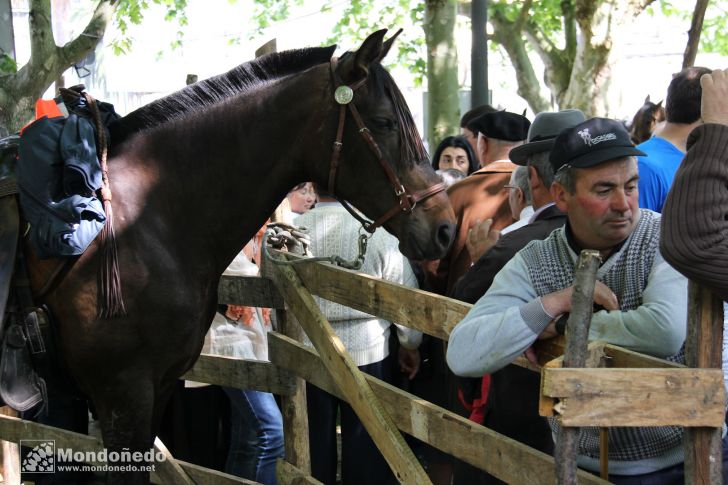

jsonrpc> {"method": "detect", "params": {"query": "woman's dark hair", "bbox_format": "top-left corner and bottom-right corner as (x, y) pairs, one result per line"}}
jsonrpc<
(431, 135), (479, 174)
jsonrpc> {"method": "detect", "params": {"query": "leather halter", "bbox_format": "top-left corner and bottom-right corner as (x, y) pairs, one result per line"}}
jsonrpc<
(327, 57), (446, 233)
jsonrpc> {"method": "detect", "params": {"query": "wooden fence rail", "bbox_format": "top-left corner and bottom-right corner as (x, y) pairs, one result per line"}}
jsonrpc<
(0, 256), (722, 484)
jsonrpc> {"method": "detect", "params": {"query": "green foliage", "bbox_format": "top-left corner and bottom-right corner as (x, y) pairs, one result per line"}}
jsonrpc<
(653, 0), (728, 56)
(111, 0), (189, 54)
(317, 0), (427, 83)
(0, 51), (17, 75)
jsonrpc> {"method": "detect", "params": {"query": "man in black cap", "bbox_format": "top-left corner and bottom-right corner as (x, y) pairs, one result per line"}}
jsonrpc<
(423, 110), (530, 296)
(448, 118), (690, 482)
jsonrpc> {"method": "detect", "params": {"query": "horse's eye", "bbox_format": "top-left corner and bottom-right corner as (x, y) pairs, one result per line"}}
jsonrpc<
(371, 117), (397, 131)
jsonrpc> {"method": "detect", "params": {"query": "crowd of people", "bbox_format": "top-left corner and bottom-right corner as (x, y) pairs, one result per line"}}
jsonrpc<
(167, 65), (728, 485)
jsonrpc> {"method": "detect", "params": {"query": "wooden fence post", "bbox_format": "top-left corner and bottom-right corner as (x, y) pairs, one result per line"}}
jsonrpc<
(684, 282), (724, 484)
(554, 250), (601, 485)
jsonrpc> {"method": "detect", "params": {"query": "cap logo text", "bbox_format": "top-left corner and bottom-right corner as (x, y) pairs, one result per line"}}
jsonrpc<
(577, 128), (616, 147)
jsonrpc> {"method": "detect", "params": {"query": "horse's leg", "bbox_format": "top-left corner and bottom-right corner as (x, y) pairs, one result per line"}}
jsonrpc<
(92, 374), (155, 485)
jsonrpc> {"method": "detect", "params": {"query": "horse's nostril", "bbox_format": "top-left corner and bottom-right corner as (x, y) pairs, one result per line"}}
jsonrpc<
(435, 221), (455, 252)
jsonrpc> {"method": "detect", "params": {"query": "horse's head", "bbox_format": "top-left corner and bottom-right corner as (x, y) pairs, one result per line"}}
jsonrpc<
(319, 29), (456, 260)
(629, 95), (666, 145)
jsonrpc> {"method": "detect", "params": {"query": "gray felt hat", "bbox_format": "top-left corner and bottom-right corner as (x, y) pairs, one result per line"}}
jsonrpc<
(509, 109), (586, 165)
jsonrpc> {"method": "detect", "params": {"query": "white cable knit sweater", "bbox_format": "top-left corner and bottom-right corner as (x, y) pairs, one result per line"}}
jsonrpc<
(294, 203), (421, 366)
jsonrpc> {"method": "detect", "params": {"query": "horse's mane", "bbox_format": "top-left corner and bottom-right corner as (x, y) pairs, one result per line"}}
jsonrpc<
(353, 52), (428, 166)
(109, 45), (337, 144)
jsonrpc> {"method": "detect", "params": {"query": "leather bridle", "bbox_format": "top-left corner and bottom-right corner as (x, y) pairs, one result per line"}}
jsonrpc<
(327, 57), (446, 233)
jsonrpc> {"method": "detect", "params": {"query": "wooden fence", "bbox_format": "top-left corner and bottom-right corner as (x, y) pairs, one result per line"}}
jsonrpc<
(0, 250), (724, 484)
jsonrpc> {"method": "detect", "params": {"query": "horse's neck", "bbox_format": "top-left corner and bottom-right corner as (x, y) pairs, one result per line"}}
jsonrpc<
(118, 71), (330, 271)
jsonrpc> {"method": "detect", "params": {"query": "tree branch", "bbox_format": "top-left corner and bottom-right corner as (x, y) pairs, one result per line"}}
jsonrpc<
(58, 0), (114, 67)
(561, 0), (576, 63)
(514, 0), (533, 32)
(490, 9), (549, 113)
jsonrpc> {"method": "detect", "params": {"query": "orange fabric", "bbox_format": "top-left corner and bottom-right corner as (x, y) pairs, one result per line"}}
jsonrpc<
(35, 99), (63, 119)
(424, 161), (516, 295)
(20, 99), (64, 134)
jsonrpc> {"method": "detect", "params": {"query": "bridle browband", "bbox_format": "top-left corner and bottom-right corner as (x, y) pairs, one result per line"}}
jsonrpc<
(327, 57), (446, 233)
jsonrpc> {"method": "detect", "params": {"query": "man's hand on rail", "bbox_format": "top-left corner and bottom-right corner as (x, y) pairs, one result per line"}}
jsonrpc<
(398, 347), (421, 380)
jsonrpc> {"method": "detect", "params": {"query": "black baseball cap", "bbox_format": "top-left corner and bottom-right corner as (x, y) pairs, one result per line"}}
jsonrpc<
(549, 117), (646, 173)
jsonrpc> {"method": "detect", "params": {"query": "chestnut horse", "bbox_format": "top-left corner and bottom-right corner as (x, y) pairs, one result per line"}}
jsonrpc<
(628, 95), (666, 145)
(25, 30), (455, 482)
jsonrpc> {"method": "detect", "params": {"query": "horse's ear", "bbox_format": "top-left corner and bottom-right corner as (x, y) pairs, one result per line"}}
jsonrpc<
(645, 94), (651, 103)
(339, 29), (388, 83)
(656, 100), (663, 107)
(379, 29), (403, 62)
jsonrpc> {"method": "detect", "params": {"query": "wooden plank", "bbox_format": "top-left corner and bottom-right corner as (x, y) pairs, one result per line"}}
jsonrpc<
(268, 332), (610, 485)
(1, 407), (19, 485)
(292, 259), (469, 340)
(684, 282), (724, 485)
(602, 344), (685, 369)
(153, 437), (194, 485)
(218, 274), (283, 309)
(172, 460), (258, 485)
(276, 459), (322, 485)
(0, 415), (252, 484)
(542, 368), (725, 427)
(182, 354), (296, 396)
(261, 255), (311, 474)
(268, 262), (430, 485)
(277, 309), (312, 474)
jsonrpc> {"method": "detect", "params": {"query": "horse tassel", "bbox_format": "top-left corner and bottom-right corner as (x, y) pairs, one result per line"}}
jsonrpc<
(84, 93), (127, 319)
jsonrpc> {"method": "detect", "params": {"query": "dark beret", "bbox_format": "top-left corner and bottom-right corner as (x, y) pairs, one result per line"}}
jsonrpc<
(466, 111), (530, 142)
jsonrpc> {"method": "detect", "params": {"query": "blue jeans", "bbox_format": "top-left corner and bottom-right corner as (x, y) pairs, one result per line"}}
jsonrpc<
(223, 388), (284, 485)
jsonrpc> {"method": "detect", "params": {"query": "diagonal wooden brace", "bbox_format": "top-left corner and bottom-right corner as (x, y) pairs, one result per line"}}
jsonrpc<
(267, 259), (430, 485)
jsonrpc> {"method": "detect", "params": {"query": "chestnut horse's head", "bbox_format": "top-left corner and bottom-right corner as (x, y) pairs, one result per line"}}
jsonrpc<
(629, 95), (665, 145)
(319, 29), (455, 260)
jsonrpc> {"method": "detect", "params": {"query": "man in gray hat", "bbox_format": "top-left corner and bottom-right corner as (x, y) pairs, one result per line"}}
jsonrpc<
(448, 109), (584, 485)
(448, 117), (689, 482)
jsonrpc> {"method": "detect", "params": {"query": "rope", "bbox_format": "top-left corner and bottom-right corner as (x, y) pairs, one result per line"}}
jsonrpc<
(262, 222), (369, 271)
(83, 92), (126, 319)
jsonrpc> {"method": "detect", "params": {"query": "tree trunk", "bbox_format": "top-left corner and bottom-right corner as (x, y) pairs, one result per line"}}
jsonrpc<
(682, 0), (709, 68)
(0, 0), (113, 134)
(424, 0), (459, 147)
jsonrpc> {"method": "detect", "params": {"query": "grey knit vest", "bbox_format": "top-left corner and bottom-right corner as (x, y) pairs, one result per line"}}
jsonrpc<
(520, 209), (683, 463)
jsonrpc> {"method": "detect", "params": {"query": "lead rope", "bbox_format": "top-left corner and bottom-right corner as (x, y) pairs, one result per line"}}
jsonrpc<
(83, 93), (126, 319)
(262, 222), (370, 271)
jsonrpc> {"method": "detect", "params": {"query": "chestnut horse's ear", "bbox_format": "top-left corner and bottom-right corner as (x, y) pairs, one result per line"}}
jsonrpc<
(644, 94), (651, 103)
(656, 100), (663, 107)
(338, 29), (388, 84)
(378, 29), (403, 62)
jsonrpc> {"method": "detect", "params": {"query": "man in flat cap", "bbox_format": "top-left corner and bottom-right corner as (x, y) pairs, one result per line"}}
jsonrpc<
(448, 118), (691, 482)
(424, 110), (530, 296)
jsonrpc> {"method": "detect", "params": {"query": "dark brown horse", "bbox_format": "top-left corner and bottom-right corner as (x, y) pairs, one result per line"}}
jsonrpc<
(25, 29), (455, 482)
(628, 95), (666, 145)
